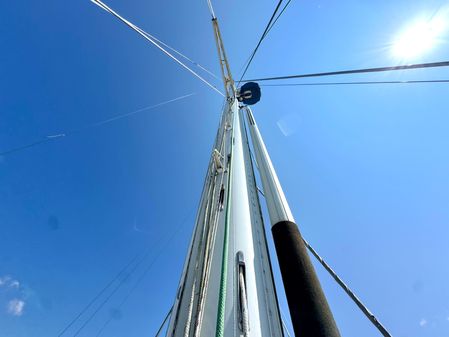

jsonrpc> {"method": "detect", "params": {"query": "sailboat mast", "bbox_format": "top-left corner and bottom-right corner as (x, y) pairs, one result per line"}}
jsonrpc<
(167, 12), (343, 336)
(211, 18), (235, 99)
(165, 17), (283, 337)
(209, 11), (341, 337)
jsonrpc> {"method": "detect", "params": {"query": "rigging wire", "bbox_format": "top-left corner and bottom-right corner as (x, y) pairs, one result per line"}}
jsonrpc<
(302, 239), (393, 337)
(130, 24), (219, 81)
(56, 255), (139, 337)
(153, 307), (173, 337)
(94, 208), (194, 337)
(0, 93), (195, 157)
(279, 309), (293, 337)
(264, 0), (293, 37)
(90, 0), (224, 97)
(57, 208), (192, 337)
(0, 138), (56, 157)
(71, 248), (157, 337)
(242, 60), (449, 82)
(238, 0), (293, 85)
(261, 79), (449, 86)
(91, 0), (221, 94)
(253, 167), (392, 336)
(71, 93), (195, 133)
(151, 35), (219, 81)
(238, 0), (285, 84)
(206, 0), (216, 19)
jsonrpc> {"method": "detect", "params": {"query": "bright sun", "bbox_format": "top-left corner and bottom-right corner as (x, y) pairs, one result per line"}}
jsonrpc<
(392, 16), (446, 59)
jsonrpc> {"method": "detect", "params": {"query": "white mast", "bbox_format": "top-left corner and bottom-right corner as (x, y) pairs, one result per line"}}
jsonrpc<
(166, 17), (284, 337)
(244, 106), (341, 337)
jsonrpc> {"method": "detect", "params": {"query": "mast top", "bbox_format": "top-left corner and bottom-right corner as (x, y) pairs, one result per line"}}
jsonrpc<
(211, 18), (236, 100)
(212, 18), (262, 105)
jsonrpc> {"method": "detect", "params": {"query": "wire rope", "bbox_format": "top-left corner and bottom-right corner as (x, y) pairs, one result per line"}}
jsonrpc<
(206, 0), (216, 19)
(56, 255), (139, 336)
(279, 309), (293, 337)
(94, 209), (195, 337)
(131, 25), (219, 81)
(261, 79), (449, 86)
(238, 0), (285, 84)
(154, 307), (173, 337)
(243, 60), (449, 82)
(302, 239), (393, 337)
(254, 181), (392, 336)
(0, 138), (56, 157)
(70, 93), (195, 133)
(90, 0), (224, 97)
(264, 0), (293, 37)
(0, 93), (195, 157)
(71, 249), (156, 337)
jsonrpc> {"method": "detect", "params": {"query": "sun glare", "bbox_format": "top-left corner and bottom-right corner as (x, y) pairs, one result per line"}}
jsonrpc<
(392, 15), (446, 59)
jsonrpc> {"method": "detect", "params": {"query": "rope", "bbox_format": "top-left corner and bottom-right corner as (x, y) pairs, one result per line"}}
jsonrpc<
(215, 106), (235, 337)
(0, 138), (55, 157)
(242, 60), (449, 82)
(264, 0), (293, 37)
(90, 0), (224, 97)
(132, 26), (219, 81)
(191, 106), (230, 337)
(0, 93), (195, 157)
(94, 208), (194, 337)
(302, 239), (393, 337)
(72, 93), (195, 132)
(238, 0), (285, 84)
(154, 307), (173, 337)
(261, 79), (449, 86)
(206, 0), (216, 19)
(71, 249), (155, 337)
(56, 255), (139, 337)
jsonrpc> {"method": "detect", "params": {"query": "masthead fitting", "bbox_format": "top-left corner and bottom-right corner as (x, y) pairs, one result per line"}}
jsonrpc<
(237, 82), (261, 105)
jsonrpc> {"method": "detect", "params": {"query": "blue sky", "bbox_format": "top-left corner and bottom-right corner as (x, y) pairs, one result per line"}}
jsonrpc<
(1, 0), (449, 336)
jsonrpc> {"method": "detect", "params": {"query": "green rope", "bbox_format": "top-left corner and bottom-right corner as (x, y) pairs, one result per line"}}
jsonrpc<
(215, 109), (235, 337)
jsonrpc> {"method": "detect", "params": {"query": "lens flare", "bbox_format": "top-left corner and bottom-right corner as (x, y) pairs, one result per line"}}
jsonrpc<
(392, 13), (447, 59)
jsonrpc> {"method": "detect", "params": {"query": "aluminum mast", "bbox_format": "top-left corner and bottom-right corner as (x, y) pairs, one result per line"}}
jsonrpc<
(165, 17), (284, 337)
(167, 13), (341, 337)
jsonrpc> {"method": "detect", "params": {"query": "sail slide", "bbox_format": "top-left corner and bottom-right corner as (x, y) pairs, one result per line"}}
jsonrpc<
(165, 98), (284, 337)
